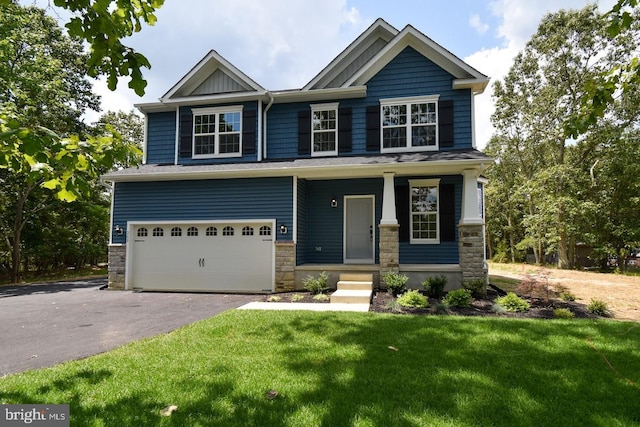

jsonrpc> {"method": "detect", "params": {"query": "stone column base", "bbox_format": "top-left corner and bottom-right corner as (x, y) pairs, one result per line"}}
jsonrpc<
(458, 223), (487, 284)
(379, 223), (400, 276)
(108, 244), (126, 290)
(275, 241), (296, 292)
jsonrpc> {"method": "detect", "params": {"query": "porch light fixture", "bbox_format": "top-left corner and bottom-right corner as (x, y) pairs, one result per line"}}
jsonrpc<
(114, 224), (124, 236)
(330, 198), (338, 208)
(279, 224), (288, 235)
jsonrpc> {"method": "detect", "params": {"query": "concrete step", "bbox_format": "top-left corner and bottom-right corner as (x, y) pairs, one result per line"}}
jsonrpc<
(339, 273), (374, 282)
(330, 289), (373, 304)
(336, 280), (373, 291)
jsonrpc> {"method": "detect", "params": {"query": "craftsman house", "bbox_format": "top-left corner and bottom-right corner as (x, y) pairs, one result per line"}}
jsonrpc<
(103, 18), (491, 293)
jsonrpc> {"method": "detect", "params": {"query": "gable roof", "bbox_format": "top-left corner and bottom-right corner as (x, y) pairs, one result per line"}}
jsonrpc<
(161, 50), (266, 102)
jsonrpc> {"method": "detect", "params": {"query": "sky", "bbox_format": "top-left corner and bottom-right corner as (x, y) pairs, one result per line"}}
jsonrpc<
(34, 0), (616, 150)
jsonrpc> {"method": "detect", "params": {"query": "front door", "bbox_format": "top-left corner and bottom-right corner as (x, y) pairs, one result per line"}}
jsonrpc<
(344, 196), (374, 263)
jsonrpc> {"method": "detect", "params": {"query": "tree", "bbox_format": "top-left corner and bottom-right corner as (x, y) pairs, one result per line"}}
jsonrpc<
(93, 110), (144, 168)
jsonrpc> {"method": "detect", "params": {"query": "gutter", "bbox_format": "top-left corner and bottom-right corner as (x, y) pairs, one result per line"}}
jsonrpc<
(262, 91), (274, 159)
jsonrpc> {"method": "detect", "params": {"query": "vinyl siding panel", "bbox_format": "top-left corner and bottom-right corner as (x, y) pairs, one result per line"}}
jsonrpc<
(112, 177), (293, 244)
(296, 178), (308, 264)
(146, 112), (176, 164)
(267, 102), (306, 159)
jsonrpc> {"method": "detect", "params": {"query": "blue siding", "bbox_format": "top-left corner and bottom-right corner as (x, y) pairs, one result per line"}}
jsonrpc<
(296, 178), (308, 264)
(265, 46), (473, 160)
(112, 177), (293, 244)
(178, 101), (259, 165)
(146, 112), (176, 164)
(302, 179), (383, 264)
(397, 174), (462, 264)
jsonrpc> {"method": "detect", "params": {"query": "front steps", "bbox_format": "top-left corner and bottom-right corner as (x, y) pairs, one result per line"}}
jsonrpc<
(330, 273), (373, 305)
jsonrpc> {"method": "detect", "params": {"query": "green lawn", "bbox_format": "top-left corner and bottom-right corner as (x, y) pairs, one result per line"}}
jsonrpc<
(1, 311), (639, 426)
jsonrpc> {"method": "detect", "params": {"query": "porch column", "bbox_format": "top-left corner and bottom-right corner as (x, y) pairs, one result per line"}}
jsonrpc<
(108, 244), (126, 290)
(459, 168), (487, 285)
(379, 172), (399, 276)
(460, 168), (483, 225)
(380, 172), (397, 225)
(275, 241), (295, 292)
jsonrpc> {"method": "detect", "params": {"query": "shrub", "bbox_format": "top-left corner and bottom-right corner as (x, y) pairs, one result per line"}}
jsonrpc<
(464, 279), (487, 299)
(397, 290), (429, 308)
(559, 291), (576, 302)
(422, 275), (447, 299)
(383, 271), (409, 297)
(385, 298), (402, 312)
(553, 308), (575, 319)
(267, 295), (282, 302)
(515, 276), (550, 300)
(442, 289), (473, 308)
(495, 292), (530, 312)
(303, 271), (329, 294)
(312, 293), (330, 301)
(290, 294), (305, 302)
(433, 301), (449, 315)
(587, 299), (610, 316)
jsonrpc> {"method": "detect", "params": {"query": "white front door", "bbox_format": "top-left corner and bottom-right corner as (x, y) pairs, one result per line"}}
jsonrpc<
(344, 196), (374, 263)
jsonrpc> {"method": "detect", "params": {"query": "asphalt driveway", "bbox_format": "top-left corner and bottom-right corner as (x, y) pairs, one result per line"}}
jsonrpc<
(0, 279), (259, 376)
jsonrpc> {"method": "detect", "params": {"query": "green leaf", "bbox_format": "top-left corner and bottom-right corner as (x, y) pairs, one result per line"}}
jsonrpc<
(56, 188), (78, 202)
(43, 178), (61, 190)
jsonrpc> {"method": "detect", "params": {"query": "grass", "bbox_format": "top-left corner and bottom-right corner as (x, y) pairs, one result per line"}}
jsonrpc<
(1, 311), (639, 426)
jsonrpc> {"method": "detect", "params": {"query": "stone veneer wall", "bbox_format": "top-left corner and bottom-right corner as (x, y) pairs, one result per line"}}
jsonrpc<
(275, 241), (295, 292)
(108, 244), (126, 289)
(458, 224), (487, 284)
(379, 224), (400, 276)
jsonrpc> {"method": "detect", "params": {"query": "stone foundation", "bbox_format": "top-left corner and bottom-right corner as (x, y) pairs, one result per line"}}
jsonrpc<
(458, 224), (487, 284)
(275, 241), (295, 292)
(108, 244), (126, 289)
(379, 223), (400, 276)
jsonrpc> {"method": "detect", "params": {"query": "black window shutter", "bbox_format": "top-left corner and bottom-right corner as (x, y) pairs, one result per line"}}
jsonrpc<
(338, 107), (352, 153)
(366, 105), (380, 152)
(179, 111), (193, 158)
(439, 183), (456, 241)
(395, 184), (410, 242)
(298, 109), (311, 155)
(242, 109), (256, 155)
(439, 100), (454, 148)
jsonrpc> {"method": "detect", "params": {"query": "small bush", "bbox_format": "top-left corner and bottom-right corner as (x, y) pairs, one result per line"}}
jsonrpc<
(267, 295), (282, 302)
(587, 299), (610, 316)
(385, 298), (402, 312)
(422, 275), (447, 299)
(433, 301), (449, 315)
(495, 292), (530, 312)
(553, 308), (575, 319)
(442, 289), (473, 308)
(303, 271), (329, 295)
(515, 276), (550, 300)
(491, 303), (507, 314)
(312, 293), (330, 301)
(559, 291), (576, 302)
(397, 290), (429, 308)
(464, 279), (487, 298)
(290, 294), (305, 302)
(383, 271), (409, 297)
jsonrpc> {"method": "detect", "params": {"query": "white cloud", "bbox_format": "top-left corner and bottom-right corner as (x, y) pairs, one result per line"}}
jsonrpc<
(469, 14), (489, 35)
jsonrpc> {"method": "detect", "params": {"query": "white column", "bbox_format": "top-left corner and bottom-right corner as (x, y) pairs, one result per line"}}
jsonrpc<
(460, 169), (484, 225)
(380, 172), (397, 225)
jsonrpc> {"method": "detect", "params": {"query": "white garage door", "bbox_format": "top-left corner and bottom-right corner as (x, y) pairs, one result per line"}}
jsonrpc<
(128, 221), (274, 292)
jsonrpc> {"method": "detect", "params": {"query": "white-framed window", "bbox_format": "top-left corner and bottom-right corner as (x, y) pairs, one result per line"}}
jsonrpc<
(381, 95), (438, 152)
(187, 226), (199, 236)
(222, 226), (234, 236)
(152, 227), (164, 237)
(311, 103), (338, 157)
(206, 226), (217, 236)
(259, 226), (271, 236)
(137, 227), (148, 237)
(192, 106), (243, 158)
(171, 227), (182, 237)
(242, 226), (254, 236)
(409, 179), (440, 244)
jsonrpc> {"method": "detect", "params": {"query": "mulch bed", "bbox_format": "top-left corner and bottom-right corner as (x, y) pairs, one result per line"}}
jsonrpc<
(263, 288), (600, 319)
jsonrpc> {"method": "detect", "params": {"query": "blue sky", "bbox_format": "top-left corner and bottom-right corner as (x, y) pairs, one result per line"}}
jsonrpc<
(32, 0), (615, 149)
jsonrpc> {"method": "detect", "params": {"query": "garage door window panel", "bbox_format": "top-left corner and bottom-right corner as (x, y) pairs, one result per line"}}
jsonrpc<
(171, 227), (182, 237)
(153, 227), (164, 237)
(206, 226), (217, 236)
(223, 226), (234, 236)
(137, 228), (148, 237)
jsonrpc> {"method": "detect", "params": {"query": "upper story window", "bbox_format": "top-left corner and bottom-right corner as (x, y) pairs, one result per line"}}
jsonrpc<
(410, 179), (440, 244)
(311, 103), (338, 157)
(381, 96), (438, 153)
(192, 106), (243, 159)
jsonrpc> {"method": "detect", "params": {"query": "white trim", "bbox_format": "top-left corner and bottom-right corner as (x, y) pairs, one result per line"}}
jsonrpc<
(310, 102), (339, 157)
(142, 112), (148, 165)
(191, 105), (244, 115)
(174, 107), (179, 165)
(471, 93), (476, 149)
(409, 178), (441, 245)
(257, 98), (263, 162)
(271, 86), (367, 103)
(292, 176), (298, 244)
(108, 182), (115, 245)
(343, 195), (375, 264)
(380, 96), (439, 153)
(380, 172), (397, 225)
(380, 94), (439, 105)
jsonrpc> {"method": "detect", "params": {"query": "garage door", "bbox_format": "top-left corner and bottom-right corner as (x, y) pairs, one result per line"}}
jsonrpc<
(129, 221), (274, 292)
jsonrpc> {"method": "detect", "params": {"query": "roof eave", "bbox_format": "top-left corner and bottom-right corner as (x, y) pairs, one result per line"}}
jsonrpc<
(453, 78), (490, 94)
(272, 86), (367, 104)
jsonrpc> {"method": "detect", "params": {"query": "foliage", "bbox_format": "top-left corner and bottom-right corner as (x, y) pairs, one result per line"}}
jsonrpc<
(312, 293), (329, 302)
(515, 275), (551, 301)
(421, 275), (447, 299)
(266, 295), (282, 302)
(560, 291), (576, 302)
(495, 292), (531, 312)
(396, 290), (429, 308)
(587, 299), (610, 316)
(302, 271), (329, 295)
(463, 278), (487, 299)
(290, 294), (305, 302)
(382, 271), (408, 297)
(553, 308), (575, 319)
(442, 289), (473, 308)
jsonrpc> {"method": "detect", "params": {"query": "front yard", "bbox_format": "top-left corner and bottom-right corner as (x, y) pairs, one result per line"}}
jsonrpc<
(1, 310), (638, 426)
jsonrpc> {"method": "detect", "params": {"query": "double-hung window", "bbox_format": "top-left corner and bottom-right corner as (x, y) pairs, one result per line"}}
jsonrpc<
(381, 96), (438, 152)
(311, 103), (338, 156)
(192, 106), (242, 158)
(410, 179), (440, 244)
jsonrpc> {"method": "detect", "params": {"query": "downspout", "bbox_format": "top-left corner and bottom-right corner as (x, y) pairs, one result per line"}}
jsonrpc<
(263, 91), (274, 159)
(174, 106), (180, 165)
(257, 98), (263, 161)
